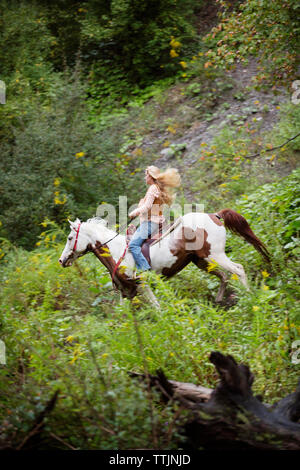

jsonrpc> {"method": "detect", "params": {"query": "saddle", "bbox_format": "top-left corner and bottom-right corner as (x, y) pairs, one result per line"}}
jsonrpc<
(126, 222), (169, 267)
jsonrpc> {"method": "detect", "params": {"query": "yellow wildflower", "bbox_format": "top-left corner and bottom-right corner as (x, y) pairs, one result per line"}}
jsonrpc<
(252, 306), (259, 312)
(167, 125), (176, 134)
(75, 151), (85, 158)
(179, 61), (187, 69)
(263, 285), (269, 291)
(54, 195), (67, 205)
(101, 353), (108, 358)
(207, 259), (218, 272)
(170, 38), (181, 49)
(54, 178), (60, 187)
(231, 274), (239, 280)
(261, 271), (269, 278)
(66, 335), (74, 343)
(170, 49), (179, 58)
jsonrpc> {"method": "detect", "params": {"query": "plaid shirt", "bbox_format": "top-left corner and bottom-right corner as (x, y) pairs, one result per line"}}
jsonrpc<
(129, 184), (165, 224)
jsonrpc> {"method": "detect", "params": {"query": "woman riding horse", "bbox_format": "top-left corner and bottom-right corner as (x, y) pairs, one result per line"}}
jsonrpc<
(128, 166), (181, 273)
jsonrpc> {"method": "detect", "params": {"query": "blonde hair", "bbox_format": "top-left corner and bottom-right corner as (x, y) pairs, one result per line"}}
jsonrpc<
(151, 167), (181, 206)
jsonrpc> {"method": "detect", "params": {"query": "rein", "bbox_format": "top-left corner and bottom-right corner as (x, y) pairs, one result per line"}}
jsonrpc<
(72, 218), (135, 253)
(111, 227), (131, 283)
(98, 218), (136, 247)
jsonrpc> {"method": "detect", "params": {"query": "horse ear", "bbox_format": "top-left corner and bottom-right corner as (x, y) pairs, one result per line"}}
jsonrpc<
(68, 219), (77, 230)
(68, 218), (81, 228)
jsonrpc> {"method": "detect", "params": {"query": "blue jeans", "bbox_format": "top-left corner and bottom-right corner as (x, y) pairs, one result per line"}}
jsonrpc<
(129, 221), (159, 271)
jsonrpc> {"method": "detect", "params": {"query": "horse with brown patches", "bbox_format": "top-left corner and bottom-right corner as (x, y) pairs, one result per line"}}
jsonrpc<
(59, 209), (270, 305)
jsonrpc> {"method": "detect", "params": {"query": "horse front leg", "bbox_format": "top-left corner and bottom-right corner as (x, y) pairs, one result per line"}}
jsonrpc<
(193, 258), (228, 303)
(213, 270), (228, 303)
(137, 283), (160, 310)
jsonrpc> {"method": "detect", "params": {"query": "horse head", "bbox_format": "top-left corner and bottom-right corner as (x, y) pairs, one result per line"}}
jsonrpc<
(58, 218), (92, 267)
(59, 217), (110, 267)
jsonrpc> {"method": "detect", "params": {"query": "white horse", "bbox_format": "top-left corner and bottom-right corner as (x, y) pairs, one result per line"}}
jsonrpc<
(59, 209), (270, 305)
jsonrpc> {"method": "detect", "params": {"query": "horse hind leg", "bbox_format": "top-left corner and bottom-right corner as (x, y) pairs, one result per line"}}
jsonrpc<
(209, 253), (249, 290)
(193, 258), (228, 303)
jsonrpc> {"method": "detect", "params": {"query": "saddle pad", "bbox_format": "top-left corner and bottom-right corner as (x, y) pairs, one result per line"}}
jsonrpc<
(127, 219), (180, 267)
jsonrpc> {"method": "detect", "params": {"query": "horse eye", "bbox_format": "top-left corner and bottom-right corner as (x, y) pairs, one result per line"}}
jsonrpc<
(68, 236), (73, 241)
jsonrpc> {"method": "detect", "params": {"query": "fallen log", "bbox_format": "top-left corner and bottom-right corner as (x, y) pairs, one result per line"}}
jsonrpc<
(131, 352), (300, 450)
(129, 370), (212, 404)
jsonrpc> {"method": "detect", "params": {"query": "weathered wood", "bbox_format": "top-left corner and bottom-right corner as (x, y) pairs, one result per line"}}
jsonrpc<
(129, 370), (212, 404)
(131, 352), (300, 450)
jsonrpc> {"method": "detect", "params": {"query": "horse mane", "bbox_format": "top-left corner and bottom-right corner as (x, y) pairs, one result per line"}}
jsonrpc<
(82, 217), (121, 241)
(85, 216), (108, 225)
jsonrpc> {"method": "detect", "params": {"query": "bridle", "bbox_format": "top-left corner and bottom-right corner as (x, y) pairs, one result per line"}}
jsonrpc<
(72, 222), (81, 253)
(71, 217), (136, 253)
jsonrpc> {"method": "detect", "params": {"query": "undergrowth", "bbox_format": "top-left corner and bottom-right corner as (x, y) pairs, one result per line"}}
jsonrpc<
(0, 170), (299, 449)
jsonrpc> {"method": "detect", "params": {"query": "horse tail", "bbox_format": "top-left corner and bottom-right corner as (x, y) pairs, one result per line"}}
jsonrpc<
(217, 208), (271, 263)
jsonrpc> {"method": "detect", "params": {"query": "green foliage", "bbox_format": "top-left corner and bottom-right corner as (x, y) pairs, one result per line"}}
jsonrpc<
(79, 0), (197, 80)
(203, 0), (300, 86)
(237, 169), (300, 257)
(0, 75), (102, 248)
(0, 1), (53, 84)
